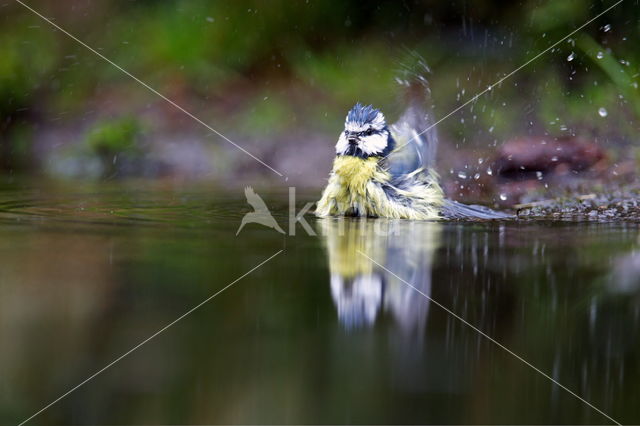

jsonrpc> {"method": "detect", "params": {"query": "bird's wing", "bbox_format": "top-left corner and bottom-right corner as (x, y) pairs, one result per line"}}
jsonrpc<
(388, 120), (430, 176)
(244, 186), (270, 212)
(387, 58), (438, 178)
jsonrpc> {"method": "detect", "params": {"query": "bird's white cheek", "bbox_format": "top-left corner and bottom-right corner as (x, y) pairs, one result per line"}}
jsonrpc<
(360, 133), (387, 155)
(335, 133), (348, 154)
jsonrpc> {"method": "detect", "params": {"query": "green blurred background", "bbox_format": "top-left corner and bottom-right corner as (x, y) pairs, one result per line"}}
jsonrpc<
(1, 0), (638, 191)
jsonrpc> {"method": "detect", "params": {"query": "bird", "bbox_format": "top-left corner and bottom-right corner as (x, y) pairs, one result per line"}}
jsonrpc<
(236, 186), (285, 235)
(315, 77), (510, 220)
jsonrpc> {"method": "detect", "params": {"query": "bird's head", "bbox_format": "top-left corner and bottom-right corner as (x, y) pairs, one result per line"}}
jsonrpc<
(335, 103), (395, 158)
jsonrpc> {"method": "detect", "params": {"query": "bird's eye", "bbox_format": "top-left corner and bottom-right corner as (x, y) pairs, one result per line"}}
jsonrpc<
(364, 129), (374, 136)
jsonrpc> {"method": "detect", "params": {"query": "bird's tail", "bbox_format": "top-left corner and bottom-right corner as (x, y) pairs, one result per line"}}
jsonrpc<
(441, 199), (513, 220)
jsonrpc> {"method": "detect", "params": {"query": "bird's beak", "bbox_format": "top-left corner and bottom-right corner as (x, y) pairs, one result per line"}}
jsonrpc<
(346, 132), (359, 145)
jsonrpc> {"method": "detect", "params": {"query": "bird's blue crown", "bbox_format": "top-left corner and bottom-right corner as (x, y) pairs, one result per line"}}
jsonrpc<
(346, 103), (383, 127)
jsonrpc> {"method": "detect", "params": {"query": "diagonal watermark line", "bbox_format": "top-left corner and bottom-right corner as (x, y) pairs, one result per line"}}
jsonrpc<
(388, 0), (624, 160)
(15, 0), (286, 178)
(357, 250), (621, 425)
(18, 249), (284, 426)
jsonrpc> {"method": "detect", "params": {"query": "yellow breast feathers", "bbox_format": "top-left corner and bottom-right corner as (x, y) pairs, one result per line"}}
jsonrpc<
(316, 156), (389, 217)
(333, 156), (389, 192)
(315, 156), (444, 220)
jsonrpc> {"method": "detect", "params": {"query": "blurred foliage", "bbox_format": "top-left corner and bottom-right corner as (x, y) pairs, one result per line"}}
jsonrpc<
(46, 116), (146, 179)
(577, 34), (640, 115)
(0, 17), (58, 113)
(0, 0), (638, 177)
(85, 116), (142, 158)
(83, 116), (146, 178)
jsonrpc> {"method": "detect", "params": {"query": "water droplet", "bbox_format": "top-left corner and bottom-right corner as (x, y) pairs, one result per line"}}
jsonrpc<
(596, 51), (604, 59)
(567, 52), (576, 61)
(499, 194), (507, 201)
(474, 173), (481, 180)
(603, 24), (611, 32)
(457, 171), (467, 179)
(536, 171), (543, 180)
(486, 167), (493, 176)
(598, 107), (608, 117)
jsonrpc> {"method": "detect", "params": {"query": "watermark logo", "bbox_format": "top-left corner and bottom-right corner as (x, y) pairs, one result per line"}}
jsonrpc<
(236, 187), (286, 235)
(236, 187), (315, 236)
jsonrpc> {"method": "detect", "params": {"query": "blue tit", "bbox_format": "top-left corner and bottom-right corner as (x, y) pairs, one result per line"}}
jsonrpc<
(316, 103), (510, 220)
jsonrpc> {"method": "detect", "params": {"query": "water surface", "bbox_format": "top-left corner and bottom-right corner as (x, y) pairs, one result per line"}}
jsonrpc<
(1, 180), (639, 424)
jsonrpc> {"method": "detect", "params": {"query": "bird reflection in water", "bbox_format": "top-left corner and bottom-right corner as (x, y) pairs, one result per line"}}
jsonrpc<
(318, 218), (441, 332)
